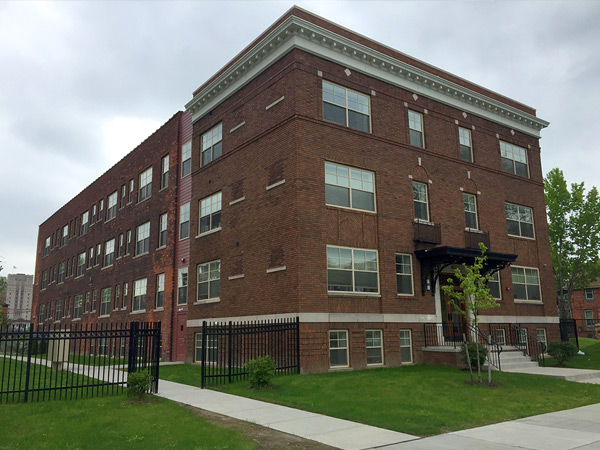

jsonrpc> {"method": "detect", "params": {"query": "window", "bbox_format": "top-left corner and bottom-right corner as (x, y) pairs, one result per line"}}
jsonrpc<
(366, 330), (383, 365)
(62, 225), (68, 246)
(178, 268), (188, 305)
(161, 155), (169, 189)
(322, 81), (370, 132)
(536, 328), (547, 348)
(85, 292), (90, 313)
(329, 330), (349, 367)
(58, 262), (66, 283)
(488, 271), (501, 299)
(399, 329), (413, 363)
(195, 334), (218, 363)
(126, 230), (131, 255)
(395, 253), (414, 296)
(100, 288), (111, 316)
(197, 260), (220, 302)
(181, 140), (191, 177)
(462, 193), (479, 230)
(123, 282), (128, 308)
(98, 199), (104, 221)
(38, 305), (45, 323)
(199, 192), (222, 234)
(201, 124), (223, 166)
(80, 211), (89, 236)
(118, 233), (124, 257)
(158, 213), (167, 247)
(327, 246), (379, 293)
(136, 222), (150, 255)
(128, 179), (134, 203)
(500, 141), (529, 177)
(95, 243), (101, 265)
(55, 299), (63, 321)
(496, 328), (506, 345)
(518, 328), (528, 349)
(180, 203), (190, 239)
(511, 266), (541, 301)
(585, 310), (594, 327)
(91, 205), (96, 225)
(585, 288), (594, 300)
(114, 285), (120, 310)
(505, 203), (534, 239)
(133, 278), (147, 312)
(408, 110), (424, 147)
(77, 252), (86, 277)
(412, 181), (429, 222)
(104, 238), (115, 267)
(73, 295), (82, 319)
(92, 290), (98, 312)
(156, 273), (165, 309)
(138, 167), (152, 202)
(41, 270), (48, 290)
(88, 247), (94, 268)
(324, 162), (375, 211)
(104, 192), (117, 221)
(44, 237), (50, 256)
(458, 127), (472, 162)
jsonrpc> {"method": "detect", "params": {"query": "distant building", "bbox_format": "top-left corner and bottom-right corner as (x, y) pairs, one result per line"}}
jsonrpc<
(6, 274), (33, 322)
(571, 283), (600, 336)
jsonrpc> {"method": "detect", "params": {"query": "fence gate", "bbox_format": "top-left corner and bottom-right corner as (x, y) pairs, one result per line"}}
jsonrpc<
(200, 317), (300, 388)
(0, 321), (161, 403)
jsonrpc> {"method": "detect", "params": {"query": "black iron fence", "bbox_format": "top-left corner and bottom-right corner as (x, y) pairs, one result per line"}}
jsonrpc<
(560, 318), (581, 347)
(199, 318), (300, 388)
(0, 322), (161, 403)
(487, 323), (546, 365)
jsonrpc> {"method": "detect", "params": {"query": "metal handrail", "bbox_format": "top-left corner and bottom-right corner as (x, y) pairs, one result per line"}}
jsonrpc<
(508, 323), (546, 366)
(466, 323), (502, 370)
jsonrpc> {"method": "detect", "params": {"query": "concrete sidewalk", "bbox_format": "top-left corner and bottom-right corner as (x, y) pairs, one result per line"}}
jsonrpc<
(504, 365), (600, 384)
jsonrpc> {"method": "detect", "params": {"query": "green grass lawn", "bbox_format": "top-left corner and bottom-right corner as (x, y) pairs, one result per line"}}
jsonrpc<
(69, 354), (129, 366)
(161, 363), (600, 436)
(544, 338), (600, 369)
(0, 394), (256, 450)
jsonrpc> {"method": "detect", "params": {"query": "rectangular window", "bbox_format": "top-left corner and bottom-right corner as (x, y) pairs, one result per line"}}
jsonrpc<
(55, 299), (63, 321)
(133, 278), (147, 312)
(511, 266), (541, 301)
(80, 211), (89, 236)
(195, 333), (218, 363)
(322, 81), (370, 133)
(41, 270), (48, 290)
(104, 238), (115, 267)
(399, 329), (413, 363)
(100, 288), (111, 316)
(408, 110), (424, 147)
(201, 123), (223, 166)
(62, 225), (68, 246)
(136, 222), (150, 255)
(412, 181), (429, 222)
(199, 192), (222, 234)
(536, 328), (547, 348)
(327, 246), (379, 293)
(139, 167), (152, 202)
(114, 285), (120, 310)
(324, 162), (375, 211)
(197, 260), (221, 302)
(500, 141), (529, 177)
(157, 213), (167, 247)
(98, 199), (104, 221)
(126, 230), (132, 255)
(120, 184), (126, 208)
(58, 261), (66, 283)
(106, 192), (117, 221)
(181, 140), (191, 177)
(123, 282), (128, 308)
(128, 179), (134, 203)
(85, 292), (90, 313)
(118, 233), (124, 257)
(44, 237), (50, 256)
(73, 295), (82, 319)
(92, 290), (98, 312)
(161, 155), (169, 189)
(88, 247), (94, 268)
(77, 252), (86, 277)
(463, 193), (478, 230)
(96, 243), (102, 265)
(329, 330), (349, 367)
(585, 288), (594, 300)
(38, 304), (45, 323)
(585, 310), (594, 327)
(395, 253), (414, 296)
(156, 273), (165, 309)
(365, 330), (383, 365)
(91, 205), (96, 225)
(459, 127), (472, 162)
(496, 328), (506, 345)
(505, 202), (534, 239)
(178, 268), (188, 305)
(488, 271), (501, 299)
(180, 203), (190, 240)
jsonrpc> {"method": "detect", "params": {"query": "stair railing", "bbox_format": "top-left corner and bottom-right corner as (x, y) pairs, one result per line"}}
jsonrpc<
(508, 323), (546, 366)
(466, 324), (502, 370)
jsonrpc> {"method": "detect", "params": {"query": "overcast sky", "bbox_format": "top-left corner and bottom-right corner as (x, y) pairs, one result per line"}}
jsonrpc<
(1, 0), (599, 276)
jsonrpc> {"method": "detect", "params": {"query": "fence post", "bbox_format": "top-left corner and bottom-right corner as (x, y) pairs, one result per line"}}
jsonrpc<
(227, 321), (232, 384)
(153, 322), (161, 393)
(295, 317), (300, 374)
(23, 324), (34, 403)
(201, 321), (207, 389)
(128, 321), (139, 374)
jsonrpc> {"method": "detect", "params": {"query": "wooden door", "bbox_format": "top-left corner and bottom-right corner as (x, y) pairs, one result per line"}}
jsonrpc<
(175, 313), (187, 361)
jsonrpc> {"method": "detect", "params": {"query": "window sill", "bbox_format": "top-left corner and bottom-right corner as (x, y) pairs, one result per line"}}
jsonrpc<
(153, 307), (164, 312)
(514, 300), (543, 304)
(98, 315), (110, 319)
(465, 227), (483, 233)
(121, 307), (127, 311)
(397, 293), (416, 298)
(229, 196), (245, 206)
(196, 227), (222, 239)
(137, 196), (151, 205)
(75, 275), (84, 280)
(228, 274), (244, 280)
(266, 266), (286, 273)
(72, 318), (81, 322)
(194, 298), (220, 305)
(159, 186), (168, 193)
(105, 217), (115, 224)
(101, 265), (113, 271)
(132, 252), (148, 259)
(130, 310), (146, 315)
(326, 204), (376, 215)
(157, 245), (166, 251)
(507, 234), (536, 241)
(413, 219), (435, 226)
(328, 292), (381, 298)
(179, 236), (190, 242)
(266, 179), (286, 191)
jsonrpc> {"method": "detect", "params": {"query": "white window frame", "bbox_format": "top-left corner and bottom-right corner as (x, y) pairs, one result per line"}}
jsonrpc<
(365, 329), (384, 366)
(159, 213), (168, 248)
(197, 260), (221, 303)
(181, 140), (191, 177)
(73, 295), (83, 320)
(496, 328), (506, 345)
(195, 333), (218, 363)
(412, 181), (430, 222)
(488, 271), (502, 300)
(44, 237), (50, 256)
(128, 179), (134, 203)
(584, 310), (594, 327)
(329, 330), (349, 368)
(179, 203), (190, 240)
(458, 127), (473, 162)
(100, 288), (111, 317)
(322, 80), (371, 133)
(62, 225), (68, 246)
(161, 154), (169, 189)
(104, 238), (115, 267)
(156, 273), (165, 309)
(511, 266), (542, 302)
(500, 141), (529, 178)
(178, 268), (188, 305)
(106, 192), (117, 221)
(138, 167), (153, 202)
(324, 162), (376, 212)
(201, 123), (223, 166)
(76, 252), (86, 277)
(505, 202), (535, 239)
(399, 329), (413, 363)
(199, 192), (222, 235)
(536, 328), (547, 348)
(136, 222), (150, 255)
(585, 288), (594, 301)
(463, 193), (478, 231)
(80, 211), (89, 236)
(133, 278), (147, 312)
(327, 245), (379, 294)
(395, 253), (414, 296)
(408, 110), (424, 148)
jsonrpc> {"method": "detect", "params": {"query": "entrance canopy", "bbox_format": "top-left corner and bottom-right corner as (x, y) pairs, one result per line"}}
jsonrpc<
(414, 246), (517, 296)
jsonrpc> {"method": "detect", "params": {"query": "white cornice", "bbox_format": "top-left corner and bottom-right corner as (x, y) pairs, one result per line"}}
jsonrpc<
(186, 16), (549, 137)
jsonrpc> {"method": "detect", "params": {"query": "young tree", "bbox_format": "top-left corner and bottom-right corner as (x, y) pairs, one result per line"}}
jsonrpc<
(544, 168), (600, 318)
(441, 243), (499, 383)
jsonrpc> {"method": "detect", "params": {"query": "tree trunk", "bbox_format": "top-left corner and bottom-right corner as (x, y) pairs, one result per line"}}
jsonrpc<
(463, 333), (474, 384)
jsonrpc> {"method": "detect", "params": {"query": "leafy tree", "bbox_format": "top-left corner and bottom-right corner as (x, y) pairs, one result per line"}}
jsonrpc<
(547, 341), (577, 366)
(545, 168), (600, 318)
(441, 243), (499, 383)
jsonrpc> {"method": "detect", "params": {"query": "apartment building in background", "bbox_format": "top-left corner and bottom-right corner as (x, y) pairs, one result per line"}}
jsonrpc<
(33, 7), (558, 370)
(5, 274), (33, 322)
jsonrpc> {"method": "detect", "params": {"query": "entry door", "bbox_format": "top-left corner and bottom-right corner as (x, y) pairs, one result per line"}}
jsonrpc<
(442, 290), (467, 341)
(175, 313), (187, 361)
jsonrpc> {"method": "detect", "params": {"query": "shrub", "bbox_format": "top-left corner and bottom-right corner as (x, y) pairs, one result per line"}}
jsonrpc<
(547, 341), (577, 366)
(461, 342), (487, 368)
(127, 370), (153, 400)
(245, 356), (275, 389)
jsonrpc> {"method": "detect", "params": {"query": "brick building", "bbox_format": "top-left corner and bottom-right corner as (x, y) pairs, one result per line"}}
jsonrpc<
(571, 284), (600, 337)
(33, 7), (558, 369)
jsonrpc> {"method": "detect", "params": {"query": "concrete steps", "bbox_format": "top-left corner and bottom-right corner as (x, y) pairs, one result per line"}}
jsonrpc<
(486, 349), (539, 371)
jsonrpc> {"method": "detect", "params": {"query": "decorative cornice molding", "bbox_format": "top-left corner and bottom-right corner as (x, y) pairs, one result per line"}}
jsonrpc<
(186, 16), (549, 137)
